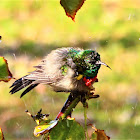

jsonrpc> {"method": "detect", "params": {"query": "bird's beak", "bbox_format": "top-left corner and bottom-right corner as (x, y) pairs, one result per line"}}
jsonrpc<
(96, 61), (111, 70)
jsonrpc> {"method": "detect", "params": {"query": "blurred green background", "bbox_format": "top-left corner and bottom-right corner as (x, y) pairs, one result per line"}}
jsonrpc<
(0, 0), (140, 139)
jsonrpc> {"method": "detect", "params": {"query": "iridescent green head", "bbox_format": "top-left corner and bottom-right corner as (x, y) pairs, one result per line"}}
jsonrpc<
(70, 49), (110, 78)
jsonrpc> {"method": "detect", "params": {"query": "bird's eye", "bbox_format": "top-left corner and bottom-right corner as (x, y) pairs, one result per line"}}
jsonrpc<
(96, 55), (100, 60)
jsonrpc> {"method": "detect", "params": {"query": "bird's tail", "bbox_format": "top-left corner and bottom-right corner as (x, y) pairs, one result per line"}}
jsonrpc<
(10, 76), (38, 98)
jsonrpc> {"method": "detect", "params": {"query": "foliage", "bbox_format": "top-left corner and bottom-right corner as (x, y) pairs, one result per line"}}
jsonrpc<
(91, 126), (110, 140)
(0, 0), (140, 139)
(48, 119), (85, 140)
(0, 56), (12, 82)
(26, 109), (110, 140)
(0, 128), (5, 140)
(60, 0), (85, 21)
(35, 118), (85, 140)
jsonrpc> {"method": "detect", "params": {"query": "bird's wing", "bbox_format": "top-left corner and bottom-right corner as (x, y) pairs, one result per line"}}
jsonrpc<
(25, 59), (64, 84)
(10, 47), (82, 97)
(10, 58), (64, 97)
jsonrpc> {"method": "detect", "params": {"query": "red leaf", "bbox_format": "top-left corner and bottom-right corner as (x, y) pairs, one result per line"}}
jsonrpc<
(0, 128), (5, 140)
(91, 126), (110, 140)
(60, 0), (86, 21)
(95, 129), (110, 140)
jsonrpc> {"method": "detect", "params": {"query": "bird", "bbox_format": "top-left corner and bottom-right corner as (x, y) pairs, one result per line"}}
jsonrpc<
(10, 47), (110, 98)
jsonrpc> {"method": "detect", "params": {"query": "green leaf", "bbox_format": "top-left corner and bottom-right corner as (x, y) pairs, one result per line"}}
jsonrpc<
(49, 119), (85, 140)
(0, 128), (5, 140)
(25, 109), (56, 137)
(60, 0), (86, 21)
(34, 120), (58, 137)
(0, 56), (12, 82)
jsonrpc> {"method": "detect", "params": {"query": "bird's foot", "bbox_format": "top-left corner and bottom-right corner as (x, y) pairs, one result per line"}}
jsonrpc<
(88, 92), (100, 99)
(89, 85), (95, 93)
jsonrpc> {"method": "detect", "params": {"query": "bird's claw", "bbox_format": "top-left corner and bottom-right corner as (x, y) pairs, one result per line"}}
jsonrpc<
(89, 94), (100, 99)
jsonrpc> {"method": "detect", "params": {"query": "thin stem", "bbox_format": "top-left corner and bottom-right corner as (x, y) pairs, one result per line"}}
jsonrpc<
(55, 92), (81, 120)
(84, 106), (89, 140)
(63, 96), (80, 119)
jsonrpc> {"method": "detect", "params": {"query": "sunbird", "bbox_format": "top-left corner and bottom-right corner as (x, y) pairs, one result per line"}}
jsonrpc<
(10, 48), (110, 98)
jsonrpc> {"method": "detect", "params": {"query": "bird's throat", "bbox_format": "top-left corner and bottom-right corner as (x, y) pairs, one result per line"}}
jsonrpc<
(83, 75), (98, 87)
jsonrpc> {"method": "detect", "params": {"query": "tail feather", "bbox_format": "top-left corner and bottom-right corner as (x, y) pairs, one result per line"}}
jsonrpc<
(10, 78), (23, 88)
(10, 80), (33, 94)
(20, 84), (38, 98)
(10, 77), (38, 97)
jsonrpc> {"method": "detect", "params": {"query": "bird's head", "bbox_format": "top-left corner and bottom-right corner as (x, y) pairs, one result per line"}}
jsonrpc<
(72, 49), (111, 78)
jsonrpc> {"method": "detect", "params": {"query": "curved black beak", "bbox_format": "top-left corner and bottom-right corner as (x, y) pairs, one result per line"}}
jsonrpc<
(96, 61), (111, 70)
